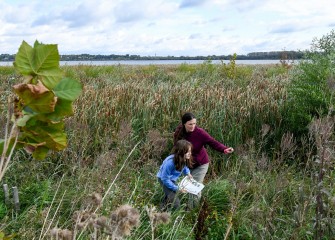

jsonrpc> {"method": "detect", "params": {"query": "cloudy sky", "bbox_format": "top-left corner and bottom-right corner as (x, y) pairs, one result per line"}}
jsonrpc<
(0, 0), (334, 56)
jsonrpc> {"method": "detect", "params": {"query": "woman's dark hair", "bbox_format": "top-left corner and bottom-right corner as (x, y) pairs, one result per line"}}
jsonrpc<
(182, 112), (195, 125)
(174, 112), (196, 143)
(173, 139), (193, 171)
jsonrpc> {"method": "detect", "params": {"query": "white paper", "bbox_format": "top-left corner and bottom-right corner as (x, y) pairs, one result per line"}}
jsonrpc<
(178, 177), (204, 195)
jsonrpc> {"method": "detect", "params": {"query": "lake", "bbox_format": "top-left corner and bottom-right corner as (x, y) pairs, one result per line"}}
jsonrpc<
(0, 59), (289, 66)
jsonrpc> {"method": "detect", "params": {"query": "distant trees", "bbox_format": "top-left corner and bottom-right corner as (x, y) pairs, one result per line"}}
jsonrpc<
(0, 54), (14, 61)
(247, 51), (304, 60)
(0, 51), (304, 62)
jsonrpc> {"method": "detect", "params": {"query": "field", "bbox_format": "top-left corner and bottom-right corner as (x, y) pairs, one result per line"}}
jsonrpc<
(0, 55), (334, 239)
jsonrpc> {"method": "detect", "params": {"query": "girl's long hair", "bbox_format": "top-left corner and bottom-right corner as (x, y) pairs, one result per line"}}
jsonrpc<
(173, 139), (193, 171)
(173, 112), (195, 144)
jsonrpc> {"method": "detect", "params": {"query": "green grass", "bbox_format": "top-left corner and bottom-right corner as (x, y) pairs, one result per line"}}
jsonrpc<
(0, 63), (333, 239)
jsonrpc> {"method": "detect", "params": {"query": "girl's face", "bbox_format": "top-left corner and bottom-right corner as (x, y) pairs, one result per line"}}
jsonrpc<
(184, 118), (196, 132)
(184, 147), (192, 160)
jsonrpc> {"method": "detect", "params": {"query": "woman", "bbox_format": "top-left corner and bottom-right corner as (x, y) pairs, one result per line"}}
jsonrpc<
(174, 112), (234, 207)
(157, 139), (193, 210)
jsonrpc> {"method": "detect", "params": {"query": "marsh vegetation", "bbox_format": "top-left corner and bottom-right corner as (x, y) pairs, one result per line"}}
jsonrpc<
(1, 30), (335, 239)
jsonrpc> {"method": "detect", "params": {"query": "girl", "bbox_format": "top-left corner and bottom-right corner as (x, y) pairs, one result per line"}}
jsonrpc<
(157, 139), (193, 210)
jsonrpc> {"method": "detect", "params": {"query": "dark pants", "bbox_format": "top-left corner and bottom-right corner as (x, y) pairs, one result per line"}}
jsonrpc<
(158, 178), (180, 210)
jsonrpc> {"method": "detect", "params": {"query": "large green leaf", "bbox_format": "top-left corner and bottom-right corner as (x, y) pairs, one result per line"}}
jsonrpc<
(29, 99), (74, 123)
(47, 99), (74, 120)
(13, 40), (62, 89)
(13, 41), (35, 75)
(33, 41), (62, 89)
(53, 77), (83, 101)
(13, 81), (57, 113)
(33, 40), (60, 71)
(39, 70), (63, 90)
(21, 122), (67, 151)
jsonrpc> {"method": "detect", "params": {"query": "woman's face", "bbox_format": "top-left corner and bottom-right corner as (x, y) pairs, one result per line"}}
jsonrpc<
(184, 118), (196, 132)
(185, 147), (192, 160)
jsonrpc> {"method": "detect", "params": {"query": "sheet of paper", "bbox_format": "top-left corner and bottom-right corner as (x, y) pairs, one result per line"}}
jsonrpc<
(178, 177), (204, 195)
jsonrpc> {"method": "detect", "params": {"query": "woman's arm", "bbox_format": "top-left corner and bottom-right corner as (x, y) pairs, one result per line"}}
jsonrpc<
(199, 128), (234, 154)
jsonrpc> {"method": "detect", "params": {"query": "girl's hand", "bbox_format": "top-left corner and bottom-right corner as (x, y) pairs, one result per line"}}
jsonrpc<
(179, 188), (187, 193)
(224, 147), (234, 154)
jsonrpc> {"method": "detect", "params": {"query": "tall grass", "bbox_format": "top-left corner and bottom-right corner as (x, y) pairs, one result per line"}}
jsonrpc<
(0, 61), (332, 239)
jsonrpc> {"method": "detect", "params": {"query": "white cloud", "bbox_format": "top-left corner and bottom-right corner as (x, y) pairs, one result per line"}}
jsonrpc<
(0, 0), (334, 56)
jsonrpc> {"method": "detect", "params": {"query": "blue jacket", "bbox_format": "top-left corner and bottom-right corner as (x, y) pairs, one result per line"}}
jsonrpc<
(157, 154), (190, 192)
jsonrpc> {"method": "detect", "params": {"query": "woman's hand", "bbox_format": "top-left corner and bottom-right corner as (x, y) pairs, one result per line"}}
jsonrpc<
(224, 147), (234, 154)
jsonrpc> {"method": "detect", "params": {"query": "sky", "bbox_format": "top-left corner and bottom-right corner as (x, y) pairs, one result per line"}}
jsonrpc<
(0, 0), (334, 57)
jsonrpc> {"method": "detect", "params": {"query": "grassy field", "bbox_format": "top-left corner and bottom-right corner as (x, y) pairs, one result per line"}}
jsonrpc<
(0, 60), (334, 239)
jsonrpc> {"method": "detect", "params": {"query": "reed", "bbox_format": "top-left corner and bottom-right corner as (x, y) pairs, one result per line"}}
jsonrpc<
(0, 61), (332, 239)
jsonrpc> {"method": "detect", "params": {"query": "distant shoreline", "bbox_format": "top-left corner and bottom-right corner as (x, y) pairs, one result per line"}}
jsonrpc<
(0, 50), (304, 62)
(0, 59), (293, 66)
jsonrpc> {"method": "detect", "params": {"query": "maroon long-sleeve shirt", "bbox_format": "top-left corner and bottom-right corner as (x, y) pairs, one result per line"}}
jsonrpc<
(174, 125), (228, 168)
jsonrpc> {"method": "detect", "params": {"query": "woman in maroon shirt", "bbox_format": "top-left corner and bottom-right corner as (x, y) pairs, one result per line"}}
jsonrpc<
(174, 112), (234, 208)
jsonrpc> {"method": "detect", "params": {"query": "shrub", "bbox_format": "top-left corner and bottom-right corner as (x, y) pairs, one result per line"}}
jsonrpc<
(284, 30), (335, 138)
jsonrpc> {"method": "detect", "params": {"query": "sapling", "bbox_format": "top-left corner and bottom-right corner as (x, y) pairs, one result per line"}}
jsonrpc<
(0, 40), (83, 181)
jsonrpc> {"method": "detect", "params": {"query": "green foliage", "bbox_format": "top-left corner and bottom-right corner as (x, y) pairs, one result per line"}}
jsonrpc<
(176, 63), (196, 73)
(265, 65), (288, 78)
(3, 40), (83, 160)
(203, 179), (232, 212)
(198, 179), (233, 239)
(2, 46), (333, 238)
(221, 53), (237, 79)
(196, 59), (216, 78)
(14, 41), (62, 89)
(0, 202), (7, 219)
(284, 30), (335, 137)
(53, 77), (82, 101)
(20, 180), (52, 210)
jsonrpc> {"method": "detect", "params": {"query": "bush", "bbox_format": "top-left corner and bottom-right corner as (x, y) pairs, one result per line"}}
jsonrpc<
(283, 30), (335, 137)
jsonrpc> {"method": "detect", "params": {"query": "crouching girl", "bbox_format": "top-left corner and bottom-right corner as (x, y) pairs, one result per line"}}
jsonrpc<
(157, 139), (193, 210)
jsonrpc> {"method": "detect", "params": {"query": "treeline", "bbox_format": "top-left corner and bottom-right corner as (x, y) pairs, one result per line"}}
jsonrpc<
(0, 50), (304, 62)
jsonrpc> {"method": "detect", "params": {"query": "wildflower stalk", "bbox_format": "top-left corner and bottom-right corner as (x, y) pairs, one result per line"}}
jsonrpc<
(224, 205), (236, 240)
(0, 98), (18, 182)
